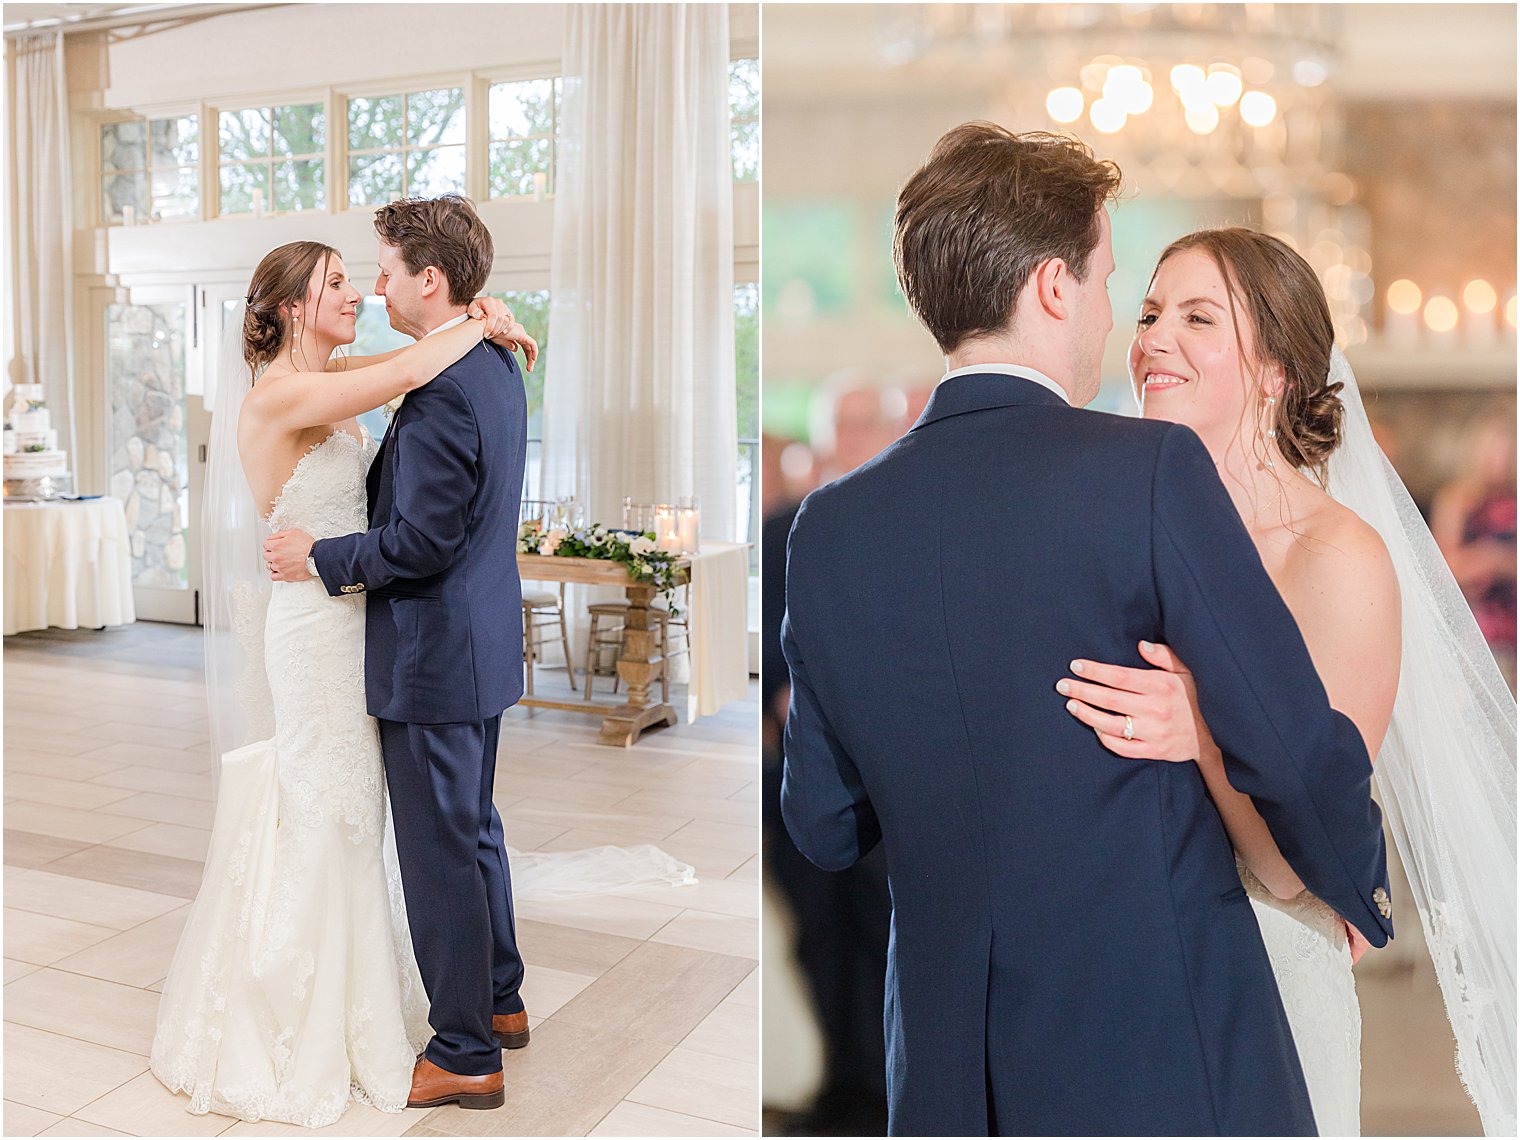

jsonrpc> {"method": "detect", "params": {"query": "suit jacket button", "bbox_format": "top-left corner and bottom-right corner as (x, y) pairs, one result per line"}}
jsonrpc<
(1373, 886), (1391, 918)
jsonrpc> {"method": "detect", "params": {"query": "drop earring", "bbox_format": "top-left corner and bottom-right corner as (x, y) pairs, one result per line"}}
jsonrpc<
(1263, 394), (1278, 470)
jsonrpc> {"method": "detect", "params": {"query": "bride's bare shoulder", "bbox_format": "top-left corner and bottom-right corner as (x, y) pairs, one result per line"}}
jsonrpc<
(1290, 488), (1401, 635)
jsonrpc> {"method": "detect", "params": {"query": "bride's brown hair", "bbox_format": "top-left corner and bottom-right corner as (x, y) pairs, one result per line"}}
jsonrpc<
(243, 240), (340, 378)
(1154, 228), (1342, 485)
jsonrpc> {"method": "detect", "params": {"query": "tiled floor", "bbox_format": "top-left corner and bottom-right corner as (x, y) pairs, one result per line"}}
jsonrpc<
(3, 622), (759, 1137)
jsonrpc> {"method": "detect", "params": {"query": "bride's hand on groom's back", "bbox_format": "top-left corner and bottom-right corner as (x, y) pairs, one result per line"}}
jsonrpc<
(1056, 641), (1210, 763)
(466, 298), (537, 372)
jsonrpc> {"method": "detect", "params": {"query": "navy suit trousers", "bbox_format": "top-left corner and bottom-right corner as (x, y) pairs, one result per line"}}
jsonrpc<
(378, 716), (525, 1077)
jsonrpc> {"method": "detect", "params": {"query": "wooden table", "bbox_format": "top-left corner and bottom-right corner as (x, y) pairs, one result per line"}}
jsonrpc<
(516, 553), (690, 747)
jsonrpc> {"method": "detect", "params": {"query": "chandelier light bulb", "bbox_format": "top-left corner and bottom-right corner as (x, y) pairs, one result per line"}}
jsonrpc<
(1047, 86), (1085, 123)
(1170, 64), (1205, 94)
(1123, 80), (1154, 114)
(1293, 59), (1329, 87)
(1508, 294), (1518, 329)
(1206, 65), (1244, 107)
(1423, 296), (1459, 333)
(1387, 280), (1422, 316)
(1104, 64), (1143, 93)
(1184, 102), (1220, 135)
(1239, 90), (1278, 127)
(1463, 279), (1498, 314)
(1089, 97), (1127, 134)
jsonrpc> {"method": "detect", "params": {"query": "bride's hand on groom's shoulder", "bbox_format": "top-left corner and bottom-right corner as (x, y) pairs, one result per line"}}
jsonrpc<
(1056, 641), (1210, 763)
(466, 298), (537, 372)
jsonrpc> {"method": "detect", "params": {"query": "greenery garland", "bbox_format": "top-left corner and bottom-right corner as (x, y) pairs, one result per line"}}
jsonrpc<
(519, 521), (683, 614)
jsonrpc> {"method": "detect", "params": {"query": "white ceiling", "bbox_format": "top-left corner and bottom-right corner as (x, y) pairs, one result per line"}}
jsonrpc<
(762, 3), (1518, 102)
(3, 2), (277, 36)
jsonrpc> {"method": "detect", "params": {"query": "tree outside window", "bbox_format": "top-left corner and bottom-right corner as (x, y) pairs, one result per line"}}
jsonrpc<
(347, 88), (467, 207)
(488, 79), (559, 200)
(729, 58), (758, 182)
(101, 115), (199, 223)
(219, 104), (325, 215)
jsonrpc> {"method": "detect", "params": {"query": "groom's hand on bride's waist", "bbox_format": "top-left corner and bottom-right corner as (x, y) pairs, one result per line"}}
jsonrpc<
(265, 529), (316, 582)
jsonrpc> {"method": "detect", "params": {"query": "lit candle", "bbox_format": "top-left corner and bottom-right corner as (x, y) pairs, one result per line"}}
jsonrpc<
(654, 505), (680, 552)
(121, 205), (136, 226)
(1384, 279), (1421, 348)
(678, 505), (700, 554)
(533, 172), (547, 202)
(1463, 279), (1498, 349)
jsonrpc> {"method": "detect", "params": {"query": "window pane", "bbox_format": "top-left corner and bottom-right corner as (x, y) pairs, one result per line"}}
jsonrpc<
(729, 58), (759, 119)
(735, 282), (758, 437)
(348, 152), (403, 207)
(219, 108), (270, 161)
(486, 289), (550, 441)
(732, 117), (758, 182)
(150, 166), (198, 220)
(150, 116), (197, 168)
(407, 87), (465, 147)
(407, 145), (466, 197)
(489, 138), (552, 198)
(274, 102), (325, 156)
(351, 296), (415, 440)
(273, 158), (324, 212)
(219, 161), (269, 215)
(101, 121), (147, 172)
(489, 78), (555, 139)
(348, 94), (404, 150)
(102, 172), (148, 223)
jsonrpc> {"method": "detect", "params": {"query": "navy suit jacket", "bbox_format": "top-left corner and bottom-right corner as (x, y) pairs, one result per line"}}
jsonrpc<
(312, 339), (526, 724)
(781, 373), (1393, 1137)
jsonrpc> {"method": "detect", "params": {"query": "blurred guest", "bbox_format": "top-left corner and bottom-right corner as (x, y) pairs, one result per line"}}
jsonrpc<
(809, 372), (908, 484)
(1431, 412), (1518, 686)
(764, 380), (893, 1136)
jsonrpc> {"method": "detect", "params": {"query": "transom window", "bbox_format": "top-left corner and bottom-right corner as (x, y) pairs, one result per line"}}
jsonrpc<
(346, 88), (467, 206)
(488, 79), (560, 200)
(218, 103), (326, 216)
(100, 115), (199, 224)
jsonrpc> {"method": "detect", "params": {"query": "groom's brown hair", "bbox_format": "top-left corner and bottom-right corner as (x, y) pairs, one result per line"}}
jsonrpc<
(894, 123), (1121, 353)
(373, 193), (493, 305)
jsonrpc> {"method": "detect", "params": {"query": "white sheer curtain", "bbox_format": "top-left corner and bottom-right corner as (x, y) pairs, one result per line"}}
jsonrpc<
(6, 31), (77, 462)
(542, 3), (737, 541)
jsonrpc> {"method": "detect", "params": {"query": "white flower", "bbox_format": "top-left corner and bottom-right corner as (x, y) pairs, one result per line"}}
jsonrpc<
(629, 535), (656, 556)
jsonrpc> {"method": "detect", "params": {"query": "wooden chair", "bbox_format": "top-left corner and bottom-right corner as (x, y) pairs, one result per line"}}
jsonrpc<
(522, 582), (576, 695)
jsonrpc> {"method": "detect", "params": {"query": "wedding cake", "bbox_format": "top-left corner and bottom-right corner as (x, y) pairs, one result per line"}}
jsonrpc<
(4, 385), (71, 493)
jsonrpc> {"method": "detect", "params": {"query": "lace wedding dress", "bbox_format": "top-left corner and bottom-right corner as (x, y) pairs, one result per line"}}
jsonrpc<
(1238, 857), (1361, 1136)
(151, 429), (430, 1126)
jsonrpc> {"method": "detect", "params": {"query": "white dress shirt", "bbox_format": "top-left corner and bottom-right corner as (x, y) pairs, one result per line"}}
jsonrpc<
(937, 362), (1071, 406)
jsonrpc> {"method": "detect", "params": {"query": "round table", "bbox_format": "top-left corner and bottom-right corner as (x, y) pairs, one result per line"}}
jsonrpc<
(4, 498), (136, 635)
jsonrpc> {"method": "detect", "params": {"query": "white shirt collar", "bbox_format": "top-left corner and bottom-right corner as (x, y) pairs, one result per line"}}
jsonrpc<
(937, 363), (1070, 406)
(422, 313), (470, 338)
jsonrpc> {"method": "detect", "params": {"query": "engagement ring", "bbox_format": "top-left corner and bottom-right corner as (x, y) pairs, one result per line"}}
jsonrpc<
(1123, 715), (1135, 741)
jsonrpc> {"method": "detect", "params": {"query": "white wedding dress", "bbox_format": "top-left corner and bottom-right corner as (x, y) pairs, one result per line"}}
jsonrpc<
(151, 428), (431, 1126)
(1238, 857), (1361, 1136)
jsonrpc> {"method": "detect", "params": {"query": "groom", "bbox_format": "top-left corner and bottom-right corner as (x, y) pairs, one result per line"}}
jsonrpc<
(781, 123), (1394, 1136)
(265, 193), (528, 1110)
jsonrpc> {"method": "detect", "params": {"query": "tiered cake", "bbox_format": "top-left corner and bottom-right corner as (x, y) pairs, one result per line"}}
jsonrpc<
(4, 385), (71, 492)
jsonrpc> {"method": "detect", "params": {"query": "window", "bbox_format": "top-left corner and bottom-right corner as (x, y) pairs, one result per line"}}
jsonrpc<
(729, 57), (758, 182)
(218, 103), (325, 215)
(347, 88), (466, 206)
(488, 79), (560, 200)
(100, 115), (198, 224)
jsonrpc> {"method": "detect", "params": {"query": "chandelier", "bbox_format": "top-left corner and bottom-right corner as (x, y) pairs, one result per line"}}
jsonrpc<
(880, 4), (1376, 346)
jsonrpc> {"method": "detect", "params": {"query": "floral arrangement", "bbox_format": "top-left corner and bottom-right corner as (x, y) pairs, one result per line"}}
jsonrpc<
(519, 520), (682, 613)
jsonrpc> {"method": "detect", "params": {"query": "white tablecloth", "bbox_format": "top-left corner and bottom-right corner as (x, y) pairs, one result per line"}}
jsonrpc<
(684, 540), (751, 721)
(4, 499), (136, 635)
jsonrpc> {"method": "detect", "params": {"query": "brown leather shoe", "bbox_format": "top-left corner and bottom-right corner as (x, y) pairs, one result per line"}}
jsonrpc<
(406, 1057), (504, 1110)
(493, 1010), (530, 1049)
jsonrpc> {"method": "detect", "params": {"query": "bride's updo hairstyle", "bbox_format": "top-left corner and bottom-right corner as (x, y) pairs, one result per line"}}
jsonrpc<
(243, 240), (339, 378)
(1156, 228), (1343, 484)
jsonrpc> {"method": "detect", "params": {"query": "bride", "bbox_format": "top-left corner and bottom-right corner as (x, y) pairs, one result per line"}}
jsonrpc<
(150, 239), (535, 1124)
(1060, 228), (1516, 1135)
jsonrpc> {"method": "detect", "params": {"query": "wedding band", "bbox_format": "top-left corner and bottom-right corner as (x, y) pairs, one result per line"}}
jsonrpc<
(1123, 715), (1135, 741)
